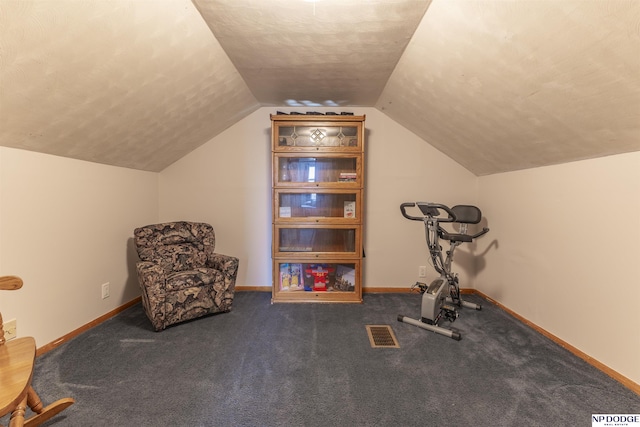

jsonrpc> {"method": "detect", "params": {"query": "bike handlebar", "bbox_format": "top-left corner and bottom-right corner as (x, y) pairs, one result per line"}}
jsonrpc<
(400, 202), (421, 221)
(401, 202), (490, 241)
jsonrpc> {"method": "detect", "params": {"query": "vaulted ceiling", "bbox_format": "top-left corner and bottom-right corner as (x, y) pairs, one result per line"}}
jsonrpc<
(1, 0), (638, 175)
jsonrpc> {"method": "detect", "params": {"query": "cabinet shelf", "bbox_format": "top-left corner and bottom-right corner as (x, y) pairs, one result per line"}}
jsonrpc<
(272, 118), (363, 152)
(274, 225), (361, 258)
(274, 260), (361, 303)
(273, 153), (362, 188)
(274, 189), (361, 223)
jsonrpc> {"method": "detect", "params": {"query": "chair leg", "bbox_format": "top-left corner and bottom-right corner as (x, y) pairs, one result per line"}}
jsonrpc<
(9, 395), (28, 427)
(26, 388), (43, 414)
(13, 386), (75, 427)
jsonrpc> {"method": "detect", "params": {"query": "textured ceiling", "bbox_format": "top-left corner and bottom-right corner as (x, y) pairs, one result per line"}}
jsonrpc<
(194, 0), (430, 106)
(377, 0), (640, 175)
(1, 0), (639, 175)
(0, 0), (258, 172)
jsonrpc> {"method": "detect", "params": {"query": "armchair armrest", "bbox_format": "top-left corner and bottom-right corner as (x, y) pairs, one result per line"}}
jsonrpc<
(136, 261), (167, 300)
(136, 261), (170, 331)
(208, 253), (240, 279)
(136, 261), (168, 294)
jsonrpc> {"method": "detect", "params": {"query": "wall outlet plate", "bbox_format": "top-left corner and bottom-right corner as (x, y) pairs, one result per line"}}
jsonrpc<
(3, 318), (17, 341)
(419, 266), (427, 278)
(101, 282), (110, 299)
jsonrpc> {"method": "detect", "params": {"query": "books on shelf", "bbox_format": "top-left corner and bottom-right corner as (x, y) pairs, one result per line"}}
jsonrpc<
(279, 263), (304, 291)
(334, 265), (356, 291)
(279, 206), (291, 218)
(338, 172), (357, 182)
(305, 264), (335, 292)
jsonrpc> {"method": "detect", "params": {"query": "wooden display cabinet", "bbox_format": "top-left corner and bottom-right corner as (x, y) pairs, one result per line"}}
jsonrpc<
(271, 114), (365, 303)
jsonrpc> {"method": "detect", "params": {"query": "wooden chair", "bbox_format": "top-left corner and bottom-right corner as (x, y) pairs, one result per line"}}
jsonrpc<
(0, 276), (74, 427)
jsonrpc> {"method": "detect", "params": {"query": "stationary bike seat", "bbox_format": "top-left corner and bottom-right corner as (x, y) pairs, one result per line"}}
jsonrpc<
(439, 230), (473, 243)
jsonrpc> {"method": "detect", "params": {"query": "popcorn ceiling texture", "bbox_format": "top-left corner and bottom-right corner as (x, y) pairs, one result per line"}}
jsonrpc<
(194, 0), (430, 106)
(0, 0), (258, 172)
(376, 0), (640, 175)
(1, 0), (639, 175)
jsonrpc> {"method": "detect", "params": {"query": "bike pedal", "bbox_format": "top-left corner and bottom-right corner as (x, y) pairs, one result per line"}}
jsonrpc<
(441, 304), (459, 322)
(412, 281), (428, 293)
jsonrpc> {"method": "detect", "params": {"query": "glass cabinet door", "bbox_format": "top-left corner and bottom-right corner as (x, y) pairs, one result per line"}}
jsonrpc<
(275, 261), (359, 293)
(274, 189), (361, 222)
(273, 154), (361, 187)
(274, 225), (361, 257)
(273, 121), (363, 151)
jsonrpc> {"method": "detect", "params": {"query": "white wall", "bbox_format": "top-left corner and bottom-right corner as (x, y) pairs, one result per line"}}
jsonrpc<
(0, 149), (3, 274)
(0, 147), (158, 347)
(363, 109), (480, 288)
(159, 108), (273, 289)
(159, 107), (479, 291)
(477, 152), (640, 384)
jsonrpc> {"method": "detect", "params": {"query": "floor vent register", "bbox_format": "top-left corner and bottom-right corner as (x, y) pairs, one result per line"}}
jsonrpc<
(365, 325), (400, 348)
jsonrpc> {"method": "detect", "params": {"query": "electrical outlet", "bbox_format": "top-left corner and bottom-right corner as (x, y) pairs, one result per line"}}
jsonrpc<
(418, 266), (427, 278)
(3, 318), (17, 341)
(101, 282), (110, 299)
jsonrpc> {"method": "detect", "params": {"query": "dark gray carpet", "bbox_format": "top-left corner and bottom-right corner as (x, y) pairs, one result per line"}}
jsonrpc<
(4, 292), (639, 426)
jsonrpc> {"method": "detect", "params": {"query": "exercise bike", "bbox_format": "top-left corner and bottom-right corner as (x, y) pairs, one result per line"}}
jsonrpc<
(397, 202), (489, 340)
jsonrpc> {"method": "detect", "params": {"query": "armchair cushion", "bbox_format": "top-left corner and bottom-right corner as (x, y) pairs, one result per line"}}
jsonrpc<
(134, 221), (239, 331)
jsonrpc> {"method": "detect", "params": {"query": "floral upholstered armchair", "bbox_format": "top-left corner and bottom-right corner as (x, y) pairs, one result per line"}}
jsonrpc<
(133, 221), (239, 331)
